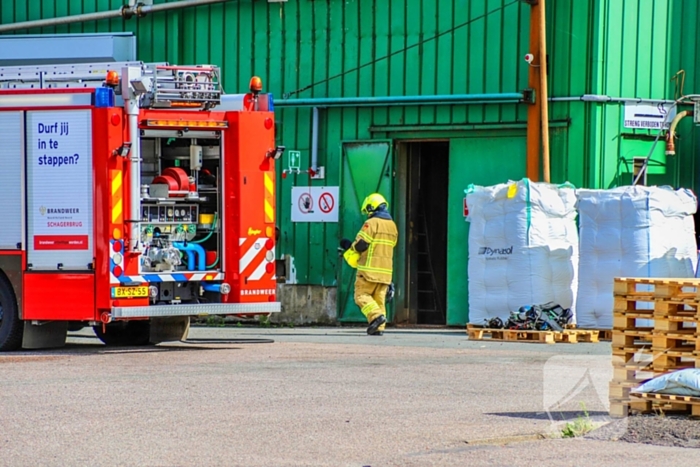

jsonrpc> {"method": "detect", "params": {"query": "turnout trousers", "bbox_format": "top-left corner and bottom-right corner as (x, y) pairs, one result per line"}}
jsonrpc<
(353, 273), (388, 332)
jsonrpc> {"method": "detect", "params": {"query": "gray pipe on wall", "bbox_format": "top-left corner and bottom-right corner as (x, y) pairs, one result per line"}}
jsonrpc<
(0, 0), (232, 34)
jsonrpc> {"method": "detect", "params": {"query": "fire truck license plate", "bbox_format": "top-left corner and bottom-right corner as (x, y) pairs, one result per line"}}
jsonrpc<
(113, 287), (149, 298)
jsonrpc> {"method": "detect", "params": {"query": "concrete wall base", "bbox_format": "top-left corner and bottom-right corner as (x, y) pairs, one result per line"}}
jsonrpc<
(272, 284), (338, 325)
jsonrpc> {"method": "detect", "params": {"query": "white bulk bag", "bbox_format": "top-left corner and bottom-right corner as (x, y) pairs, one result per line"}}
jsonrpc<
(575, 186), (698, 329)
(465, 179), (579, 325)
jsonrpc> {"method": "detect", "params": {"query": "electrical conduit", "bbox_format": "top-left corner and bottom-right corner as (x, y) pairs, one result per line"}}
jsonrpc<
(274, 93), (525, 108)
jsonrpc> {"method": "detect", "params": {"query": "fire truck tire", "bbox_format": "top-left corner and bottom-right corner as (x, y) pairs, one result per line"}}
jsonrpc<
(0, 274), (22, 351)
(93, 321), (151, 347)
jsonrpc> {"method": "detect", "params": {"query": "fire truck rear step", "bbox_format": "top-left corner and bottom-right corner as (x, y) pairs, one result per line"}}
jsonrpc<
(112, 302), (281, 318)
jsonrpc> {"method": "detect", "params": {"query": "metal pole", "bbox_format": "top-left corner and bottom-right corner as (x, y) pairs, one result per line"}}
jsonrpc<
(0, 0), (232, 33)
(539, 0), (551, 183)
(526, 0), (542, 182)
(123, 66), (142, 252)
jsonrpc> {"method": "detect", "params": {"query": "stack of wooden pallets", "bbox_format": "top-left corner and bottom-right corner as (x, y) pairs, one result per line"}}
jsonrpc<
(610, 277), (700, 418)
(466, 324), (600, 344)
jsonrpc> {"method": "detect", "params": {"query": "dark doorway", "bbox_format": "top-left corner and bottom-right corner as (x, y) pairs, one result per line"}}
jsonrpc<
(405, 141), (449, 325)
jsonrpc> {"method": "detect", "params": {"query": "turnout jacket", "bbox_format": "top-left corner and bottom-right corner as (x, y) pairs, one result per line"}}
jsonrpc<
(351, 212), (398, 284)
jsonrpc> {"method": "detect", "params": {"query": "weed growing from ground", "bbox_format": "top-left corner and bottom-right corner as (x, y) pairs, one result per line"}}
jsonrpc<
(561, 403), (594, 438)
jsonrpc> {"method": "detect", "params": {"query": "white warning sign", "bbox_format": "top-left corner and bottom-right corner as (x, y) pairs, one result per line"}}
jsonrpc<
(623, 102), (676, 130)
(291, 186), (339, 223)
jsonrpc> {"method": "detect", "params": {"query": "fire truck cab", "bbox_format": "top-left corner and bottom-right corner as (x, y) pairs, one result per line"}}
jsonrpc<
(0, 62), (280, 350)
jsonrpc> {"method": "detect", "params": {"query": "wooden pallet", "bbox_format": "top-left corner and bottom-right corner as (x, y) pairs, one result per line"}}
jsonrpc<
(609, 398), (652, 418)
(631, 392), (700, 417)
(466, 325), (599, 344)
(614, 277), (700, 300)
(614, 298), (700, 319)
(611, 277), (700, 417)
(612, 355), (698, 379)
(597, 329), (613, 341)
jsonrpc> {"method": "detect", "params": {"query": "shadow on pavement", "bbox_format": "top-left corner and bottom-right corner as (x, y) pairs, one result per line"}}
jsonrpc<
(0, 335), (279, 358)
(182, 338), (274, 345)
(384, 330), (465, 336)
(486, 410), (609, 421)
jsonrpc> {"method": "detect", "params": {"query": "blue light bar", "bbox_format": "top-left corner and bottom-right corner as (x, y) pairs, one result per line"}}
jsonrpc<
(94, 87), (115, 108)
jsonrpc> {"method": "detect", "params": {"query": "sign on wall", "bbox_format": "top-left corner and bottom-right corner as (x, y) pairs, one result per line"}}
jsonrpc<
(291, 186), (339, 222)
(287, 150), (301, 171)
(26, 110), (93, 270)
(623, 102), (676, 130)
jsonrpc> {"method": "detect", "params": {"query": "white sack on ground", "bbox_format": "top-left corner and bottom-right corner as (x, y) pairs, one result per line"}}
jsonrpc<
(634, 369), (700, 397)
(465, 179), (578, 325)
(576, 186), (698, 329)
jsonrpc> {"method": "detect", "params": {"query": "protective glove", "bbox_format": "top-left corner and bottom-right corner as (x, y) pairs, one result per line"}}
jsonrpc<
(386, 282), (395, 302)
(339, 238), (353, 251)
(343, 249), (360, 268)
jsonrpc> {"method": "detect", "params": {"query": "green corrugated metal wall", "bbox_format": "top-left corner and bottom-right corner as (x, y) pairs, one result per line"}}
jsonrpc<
(2, 0), (700, 325)
(585, 0), (695, 190)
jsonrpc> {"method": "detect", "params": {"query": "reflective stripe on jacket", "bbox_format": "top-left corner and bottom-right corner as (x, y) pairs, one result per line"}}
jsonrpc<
(352, 216), (398, 284)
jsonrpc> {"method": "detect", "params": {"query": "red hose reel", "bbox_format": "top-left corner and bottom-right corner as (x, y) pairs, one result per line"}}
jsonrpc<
(152, 167), (190, 197)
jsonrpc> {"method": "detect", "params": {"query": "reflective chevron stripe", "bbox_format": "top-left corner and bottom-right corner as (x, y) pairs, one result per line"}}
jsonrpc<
(239, 237), (267, 273)
(110, 271), (224, 285)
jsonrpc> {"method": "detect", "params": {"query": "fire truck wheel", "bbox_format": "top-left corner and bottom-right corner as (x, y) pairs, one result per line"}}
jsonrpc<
(0, 275), (22, 351)
(93, 321), (151, 347)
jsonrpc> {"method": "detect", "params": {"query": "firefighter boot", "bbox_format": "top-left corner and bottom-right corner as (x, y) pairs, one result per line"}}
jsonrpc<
(367, 315), (386, 336)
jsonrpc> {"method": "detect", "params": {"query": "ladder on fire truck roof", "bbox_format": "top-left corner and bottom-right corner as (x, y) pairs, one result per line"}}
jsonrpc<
(0, 61), (223, 109)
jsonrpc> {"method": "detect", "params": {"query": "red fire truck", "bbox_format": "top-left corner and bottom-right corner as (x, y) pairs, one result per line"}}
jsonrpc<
(0, 62), (281, 350)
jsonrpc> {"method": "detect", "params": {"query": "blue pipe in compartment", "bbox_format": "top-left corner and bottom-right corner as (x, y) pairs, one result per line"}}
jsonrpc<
(173, 242), (195, 270)
(173, 242), (206, 271)
(202, 283), (221, 293)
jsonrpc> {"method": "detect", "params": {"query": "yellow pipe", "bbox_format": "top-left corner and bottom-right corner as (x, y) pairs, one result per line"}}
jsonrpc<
(665, 110), (691, 156)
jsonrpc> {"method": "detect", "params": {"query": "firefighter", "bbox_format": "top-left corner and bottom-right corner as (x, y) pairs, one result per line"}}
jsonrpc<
(340, 193), (398, 336)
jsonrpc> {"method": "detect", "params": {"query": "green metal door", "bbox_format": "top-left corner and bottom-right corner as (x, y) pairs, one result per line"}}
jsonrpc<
(446, 136), (527, 326)
(338, 140), (394, 323)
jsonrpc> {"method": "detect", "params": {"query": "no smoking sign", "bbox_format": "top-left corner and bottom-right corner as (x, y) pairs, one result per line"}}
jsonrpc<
(291, 186), (339, 223)
(319, 192), (334, 213)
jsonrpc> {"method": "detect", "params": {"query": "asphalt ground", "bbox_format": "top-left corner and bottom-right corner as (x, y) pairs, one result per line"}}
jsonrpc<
(0, 326), (698, 466)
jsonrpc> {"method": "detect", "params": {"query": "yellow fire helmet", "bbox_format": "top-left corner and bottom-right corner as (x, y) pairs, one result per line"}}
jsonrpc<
(361, 193), (388, 216)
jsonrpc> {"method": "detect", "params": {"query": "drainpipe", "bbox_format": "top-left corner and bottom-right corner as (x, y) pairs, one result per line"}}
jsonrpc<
(274, 93), (526, 108)
(539, 0), (551, 183)
(665, 110), (692, 156)
(525, 0), (542, 182)
(0, 0), (232, 33)
(311, 107), (319, 174)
